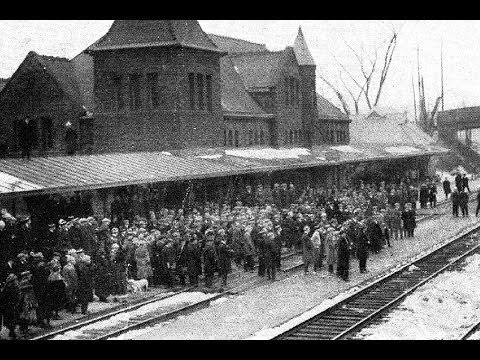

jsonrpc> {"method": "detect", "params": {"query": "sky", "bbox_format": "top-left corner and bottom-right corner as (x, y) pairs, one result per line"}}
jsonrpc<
(1, 20), (480, 117)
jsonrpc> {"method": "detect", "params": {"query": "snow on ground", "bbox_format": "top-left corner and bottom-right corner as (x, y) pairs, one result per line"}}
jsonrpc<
(51, 291), (214, 340)
(225, 148), (311, 160)
(330, 145), (363, 153)
(160, 152), (172, 156)
(196, 154), (223, 159)
(354, 253), (480, 340)
(384, 146), (420, 155)
(130, 210), (480, 340)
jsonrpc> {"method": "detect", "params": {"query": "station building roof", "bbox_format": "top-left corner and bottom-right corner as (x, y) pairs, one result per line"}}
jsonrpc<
(0, 143), (448, 196)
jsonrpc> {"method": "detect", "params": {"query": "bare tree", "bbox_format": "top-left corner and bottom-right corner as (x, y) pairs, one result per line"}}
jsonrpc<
(320, 22), (404, 115)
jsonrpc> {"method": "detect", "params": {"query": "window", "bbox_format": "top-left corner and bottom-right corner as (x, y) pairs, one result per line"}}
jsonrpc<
(234, 130), (239, 147)
(197, 74), (205, 110)
(289, 130), (294, 145)
(295, 80), (300, 106)
(188, 73), (195, 110)
(284, 130), (288, 144)
(336, 131), (341, 143)
(79, 118), (94, 150)
(112, 74), (125, 111)
(248, 129), (254, 146)
(129, 74), (142, 110)
(260, 130), (265, 145)
(147, 73), (159, 109)
(294, 130), (299, 144)
(227, 130), (233, 147)
(254, 131), (259, 145)
(330, 130), (335, 143)
(224, 129), (227, 146)
(206, 75), (212, 111)
(40, 117), (53, 150)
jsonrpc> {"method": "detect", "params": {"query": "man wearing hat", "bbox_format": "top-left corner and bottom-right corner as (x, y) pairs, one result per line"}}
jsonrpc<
(15, 215), (34, 255)
(202, 230), (217, 288)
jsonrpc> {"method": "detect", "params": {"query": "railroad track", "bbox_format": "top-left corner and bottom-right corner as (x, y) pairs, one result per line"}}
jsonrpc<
(32, 252), (304, 340)
(459, 321), (480, 340)
(273, 224), (480, 340)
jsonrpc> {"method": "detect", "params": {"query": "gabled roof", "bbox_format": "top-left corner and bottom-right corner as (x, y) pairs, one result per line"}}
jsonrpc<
(317, 94), (350, 121)
(230, 51), (284, 90)
(220, 57), (271, 118)
(35, 53), (84, 109)
(0, 52), (86, 112)
(293, 27), (316, 66)
(349, 112), (436, 146)
(87, 20), (222, 53)
(208, 33), (268, 54)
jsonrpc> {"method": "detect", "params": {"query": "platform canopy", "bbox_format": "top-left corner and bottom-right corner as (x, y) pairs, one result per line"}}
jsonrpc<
(0, 143), (448, 197)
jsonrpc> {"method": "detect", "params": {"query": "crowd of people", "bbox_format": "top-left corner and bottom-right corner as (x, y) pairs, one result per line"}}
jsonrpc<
(0, 174), (461, 339)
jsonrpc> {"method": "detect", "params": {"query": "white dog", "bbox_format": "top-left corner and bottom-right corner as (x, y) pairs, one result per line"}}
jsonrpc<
(127, 278), (149, 293)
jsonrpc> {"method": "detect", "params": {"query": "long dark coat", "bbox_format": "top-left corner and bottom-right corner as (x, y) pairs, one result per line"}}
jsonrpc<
(76, 261), (93, 304)
(202, 243), (217, 276)
(337, 235), (350, 272)
(356, 231), (370, 261)
(0, 275), (20, 328)
(110, 249), (127, 295)
(31, 261), (50, 311)
(217, 242), (233, 275)
(366, 221), (384, 252)
(46, 273), (66, 313)
(263, 236), (276, 270)
(401, 210), (416, 230)
(94, 255), (111, 299)
(184, 242), (202, 277)
(79, 225), (97, 257)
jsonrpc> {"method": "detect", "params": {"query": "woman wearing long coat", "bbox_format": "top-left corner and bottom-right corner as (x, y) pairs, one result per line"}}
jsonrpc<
(356, 225), (370, 273)
(0, 273), (21, 339)
(325, 228), (339, 274)
(76, 255), (94, 314)
(18, 271), (38, 335)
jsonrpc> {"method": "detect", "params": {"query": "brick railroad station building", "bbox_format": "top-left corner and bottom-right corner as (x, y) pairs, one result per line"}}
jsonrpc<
(0, 20), (446, 225)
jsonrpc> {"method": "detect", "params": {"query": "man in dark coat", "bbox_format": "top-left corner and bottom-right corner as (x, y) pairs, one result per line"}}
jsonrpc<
(161, 239), (177, 288)
(76, 255), (94, 315)
(31, 253), (50, 328)
(254, 227), (266, 277)
(0, 273), (21, 339)
(264, 232), (277, 281)
(462, 174), (471, 193)
(18, 117), (35, 160)
(419, 184), (428, 209)
(79, 218), (97, 257)
(459, 190), (469, 217)
(93, 252), (111, 302)
(15, 216), (34, 255)
(336, 229), (350, 281)
(356, 223), (369, 273)
(202, 231), (217, 288)
(455, 173), (463, 192)
(366, 217), (383, 254)
(451, 189), (460, 217)
(184, 237), (202, 287)
(401, 203), (416, 238)
(443, 178), (451, 199)
(65, 121), (77, 156)
(217, 238), (233, 288)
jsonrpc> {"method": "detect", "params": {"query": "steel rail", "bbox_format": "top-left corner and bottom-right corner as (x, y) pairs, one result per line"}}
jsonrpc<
(273, 222), (480, 340)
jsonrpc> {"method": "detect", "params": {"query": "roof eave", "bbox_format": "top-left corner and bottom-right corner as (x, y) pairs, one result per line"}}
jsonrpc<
(85, 42), (226, 55)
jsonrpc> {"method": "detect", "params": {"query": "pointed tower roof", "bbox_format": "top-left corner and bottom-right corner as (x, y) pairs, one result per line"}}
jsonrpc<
(293, 27), (316, 66)
(87, 20), (223, 53)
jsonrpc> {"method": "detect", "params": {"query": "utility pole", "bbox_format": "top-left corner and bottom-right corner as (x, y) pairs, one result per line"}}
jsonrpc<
(441, 39), (445, 111)
(412, 73), (417, 123)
